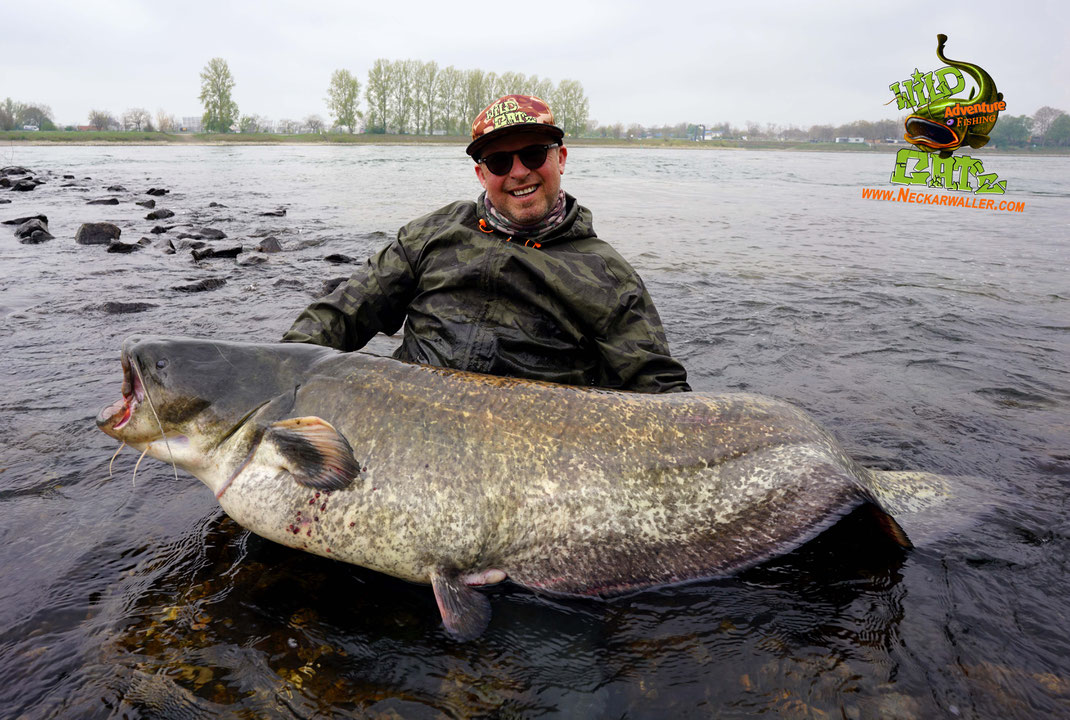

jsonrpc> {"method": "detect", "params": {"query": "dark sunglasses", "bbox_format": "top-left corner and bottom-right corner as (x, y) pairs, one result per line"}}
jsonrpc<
(478, 143), (558, 176)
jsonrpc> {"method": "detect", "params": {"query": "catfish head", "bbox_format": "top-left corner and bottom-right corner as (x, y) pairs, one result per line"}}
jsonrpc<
(904, 33), (1003, 158)
(96, 336), (335, 475)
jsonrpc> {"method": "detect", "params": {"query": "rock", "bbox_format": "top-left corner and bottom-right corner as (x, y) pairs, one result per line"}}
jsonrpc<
(100, 301), (157, 314)
(273, 278), (305, 289)
(191, 246), (242, 261)
(12, 179), (38, 191)
(75, 222), (122, 245)
(146, 188), (169, 196)
(0, 198), (10, 204)
(172, 278), (226, 293)
(146, 209), (175, 220)
(238, 254), (267, 266)
(163, 239), (176, 255)
(20, 230), (53, 244)
(0, 178), (11, 188)
(257, 236), (283, 253)
(1, 166), (32, 176)
(208, 202), (227, 208)
(138, 237), (153, 246)
(107, 240), (143, 253)
(3, 214), (47, 226)
(87, 198), (120, 205)
(150, 225), (174, 234)
(63, 174), (75, 179)
(324, 253), (357, 264)
(179, 227), (226, 240)
(15, 218), (52, 241)
(259, 207), (286, 217)
(321, 277), (348, 295)
(136, 199), (156, 209)
(106, 185), (127, 192)
(177, 239), (206, 250)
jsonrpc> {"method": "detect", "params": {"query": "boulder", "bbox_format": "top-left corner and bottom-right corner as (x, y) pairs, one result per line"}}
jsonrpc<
(325, 253), (357, 264)
(15, 218), (52, 242)
(75, 222), (122, 245)
(191, 246), (242, 261)
(208, 202), (227, 208)
(12, 179), (38, 192)
(87, 198), (120, 205)
(257, 236), (283, 253)
(172, 278), (226, 293)
(136, 199), (156, 209)
(146, 209), (175, 220)
(0, 198), (10, 204)
(146, 188), (169, 196)
(3, 214), (47, 226)
(150, 225), (174, 234)
(107, 240), (143, 253)
(106, 185), (127, 192)
(238, 254), (268, 266)
(259, 207), (286, 217)
(320, 277), (348, 295)
(100, 301), (157, 314)
(178, 227), (226, 241)
(0, 166), (32, 176)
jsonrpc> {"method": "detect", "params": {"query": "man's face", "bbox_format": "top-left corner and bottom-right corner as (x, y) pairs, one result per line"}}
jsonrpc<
(474, 133), (567, 226)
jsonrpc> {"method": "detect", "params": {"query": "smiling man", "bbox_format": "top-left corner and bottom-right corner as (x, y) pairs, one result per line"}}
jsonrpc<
(283, 94), (690, 392)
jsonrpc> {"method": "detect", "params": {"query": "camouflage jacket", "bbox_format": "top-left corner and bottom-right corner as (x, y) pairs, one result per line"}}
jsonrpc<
(283, 193), (691, 393)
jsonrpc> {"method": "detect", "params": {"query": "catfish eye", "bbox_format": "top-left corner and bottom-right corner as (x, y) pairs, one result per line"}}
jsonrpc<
(156, 359), (169, 369)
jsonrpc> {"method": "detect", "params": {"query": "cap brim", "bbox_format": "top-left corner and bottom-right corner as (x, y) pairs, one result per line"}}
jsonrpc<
(466, 124), (565, 159)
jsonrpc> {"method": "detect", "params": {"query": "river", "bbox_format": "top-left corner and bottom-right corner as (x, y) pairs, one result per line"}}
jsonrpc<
(1, 144), (1068, 718)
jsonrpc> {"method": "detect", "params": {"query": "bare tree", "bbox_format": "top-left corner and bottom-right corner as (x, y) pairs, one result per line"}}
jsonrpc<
(304, 115), (325, 133)
(122, 108), (151, 131)
(155, 109), (175, 133)
(88, 109), (116, 131)
(1032, 106), (1066, 141)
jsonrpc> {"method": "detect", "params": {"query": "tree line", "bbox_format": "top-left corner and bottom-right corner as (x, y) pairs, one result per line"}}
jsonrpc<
(4, 68), (1069, 148)
(194, 57), (590, 138)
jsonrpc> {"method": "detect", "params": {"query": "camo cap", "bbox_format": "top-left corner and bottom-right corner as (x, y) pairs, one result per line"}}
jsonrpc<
(466, 94), (565, 159)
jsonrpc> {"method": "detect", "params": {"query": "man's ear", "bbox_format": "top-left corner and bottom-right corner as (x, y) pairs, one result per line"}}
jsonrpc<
(474, 163), (488, 189)
(557, 145), (567, 174)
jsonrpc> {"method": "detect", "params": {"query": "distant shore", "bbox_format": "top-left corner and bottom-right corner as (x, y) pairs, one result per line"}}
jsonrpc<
(2, 130), (1066, 155)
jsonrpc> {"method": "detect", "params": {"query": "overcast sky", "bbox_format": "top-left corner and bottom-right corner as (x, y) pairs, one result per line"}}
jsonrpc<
(3, 0), (1067, 129)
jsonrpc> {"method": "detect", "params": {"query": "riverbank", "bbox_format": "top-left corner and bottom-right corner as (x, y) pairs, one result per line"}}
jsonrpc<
(5, 130), (1067, 154)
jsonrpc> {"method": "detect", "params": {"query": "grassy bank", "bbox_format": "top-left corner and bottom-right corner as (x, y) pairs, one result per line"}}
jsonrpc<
(2, 130), (1066, 155)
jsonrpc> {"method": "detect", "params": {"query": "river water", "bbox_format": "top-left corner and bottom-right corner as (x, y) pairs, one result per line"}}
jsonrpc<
(0, 144), (1067, 718)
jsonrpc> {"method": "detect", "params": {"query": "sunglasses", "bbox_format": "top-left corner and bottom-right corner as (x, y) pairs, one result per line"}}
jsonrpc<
(478, 143), (558, 176)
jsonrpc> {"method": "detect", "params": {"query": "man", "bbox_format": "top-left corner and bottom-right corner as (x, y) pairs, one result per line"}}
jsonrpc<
(283, 94), (690, 393)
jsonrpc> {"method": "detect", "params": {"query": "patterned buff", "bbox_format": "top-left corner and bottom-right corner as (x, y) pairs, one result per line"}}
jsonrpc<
(483, 190), (568, 238)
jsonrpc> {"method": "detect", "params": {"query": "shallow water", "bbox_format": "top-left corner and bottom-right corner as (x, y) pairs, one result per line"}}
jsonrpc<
(1, 144), (1068, 718)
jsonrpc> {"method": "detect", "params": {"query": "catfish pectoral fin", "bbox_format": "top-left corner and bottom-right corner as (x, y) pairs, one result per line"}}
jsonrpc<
(265, 416), (360, 490)
(967, 134), (990, 149)
(431, 569), (492, 641)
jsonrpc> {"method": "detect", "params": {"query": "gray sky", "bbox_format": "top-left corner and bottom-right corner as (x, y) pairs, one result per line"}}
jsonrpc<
(3, 0), (1067, 129)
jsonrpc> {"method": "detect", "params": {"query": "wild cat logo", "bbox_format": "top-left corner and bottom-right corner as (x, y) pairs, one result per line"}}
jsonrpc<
(887, 34), (1007, 194)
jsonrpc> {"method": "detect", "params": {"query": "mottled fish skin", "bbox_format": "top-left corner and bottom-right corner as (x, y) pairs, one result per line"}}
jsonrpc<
(98, 336), (905, 635)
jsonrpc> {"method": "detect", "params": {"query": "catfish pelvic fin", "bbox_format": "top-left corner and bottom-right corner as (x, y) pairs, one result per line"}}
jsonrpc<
(431, 569), (492, 641)
(265, 416), (360, 490)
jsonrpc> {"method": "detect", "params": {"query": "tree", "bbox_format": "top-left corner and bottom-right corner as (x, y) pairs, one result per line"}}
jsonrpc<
(1045, 113), (1070, 147)
(415, 61), (438, 134)
(365, 59), (390, 133)
(199, 57), (239, 133)
(388, 59), (417, 134)
(277, 118), (299, 134)
(435, 65), (463, 134)
(327, 69), (362, 133)
(552, 80), (589, 137)
(1031, 106), (1064, 140)
(305, 115), (325, 133)
(155, 109), (175, 133)
(17, 103), (54, 130)
(122, 108), (151, 131)
(1, 98), (22, 130)
(88, 110), (116, 131)
(989, 114), (1032, 147)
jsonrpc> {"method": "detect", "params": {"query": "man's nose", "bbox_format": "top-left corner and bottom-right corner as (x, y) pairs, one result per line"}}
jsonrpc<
(508, 152), (529, 177)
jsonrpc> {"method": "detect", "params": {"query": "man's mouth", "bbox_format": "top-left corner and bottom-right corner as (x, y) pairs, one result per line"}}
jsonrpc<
(509, 186), (538, 198)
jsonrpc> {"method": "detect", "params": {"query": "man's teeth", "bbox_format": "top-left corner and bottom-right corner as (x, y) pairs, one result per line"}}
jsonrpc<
(510, 187), (536, 197)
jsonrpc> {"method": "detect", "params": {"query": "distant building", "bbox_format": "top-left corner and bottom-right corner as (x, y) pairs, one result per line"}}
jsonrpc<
(835, 137), (865, 144)
(701, 129), (724, 141)
(180, 116), (203, 133)
(22, 125), (39, 132)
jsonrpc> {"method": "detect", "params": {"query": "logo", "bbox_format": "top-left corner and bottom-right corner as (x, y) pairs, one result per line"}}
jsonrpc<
(886, 34), (1008, 195)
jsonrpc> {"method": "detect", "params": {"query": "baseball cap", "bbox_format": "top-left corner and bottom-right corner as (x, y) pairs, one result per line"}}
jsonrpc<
(466, 94), (565, 159)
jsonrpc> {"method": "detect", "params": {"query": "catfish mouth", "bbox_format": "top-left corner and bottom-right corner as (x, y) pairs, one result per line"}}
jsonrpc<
(904, 115), (960, 151)
(96, 348), (144, 434)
